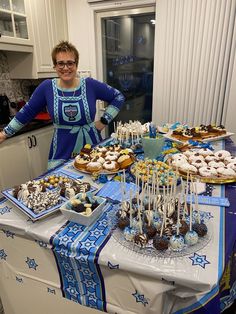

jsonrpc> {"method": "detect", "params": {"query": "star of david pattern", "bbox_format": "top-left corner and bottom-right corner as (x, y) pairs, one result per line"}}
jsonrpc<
(132, 290), (149, 306)
(0, 249), (7, 260)
(35, 240), (48, 248)
(108, 261), (119, 269)
(0, 205), (11, 215)
(26, 257), (38, 270)
(220, 281), (236, 311)
(189, 253), (210, 269)
(52, 205), (113, 312)
(3, 230), (15, 238)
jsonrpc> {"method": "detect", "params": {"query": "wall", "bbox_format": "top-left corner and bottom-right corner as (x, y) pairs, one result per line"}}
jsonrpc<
(0, 51), (42, 102)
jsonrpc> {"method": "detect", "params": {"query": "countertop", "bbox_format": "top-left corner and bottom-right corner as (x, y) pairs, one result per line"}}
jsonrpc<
(0, 120), (53, 137)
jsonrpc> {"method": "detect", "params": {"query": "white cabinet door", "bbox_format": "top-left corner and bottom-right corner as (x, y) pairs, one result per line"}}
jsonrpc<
(0, 134), (31, 190)
(28, 126), (53, 179)
(0, 0), (33, 52)
(8, 0), (68, 78)
(0, 125), (53, 191)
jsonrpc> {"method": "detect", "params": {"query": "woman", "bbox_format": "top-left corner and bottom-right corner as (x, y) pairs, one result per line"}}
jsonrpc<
(0, 41), (125, 169)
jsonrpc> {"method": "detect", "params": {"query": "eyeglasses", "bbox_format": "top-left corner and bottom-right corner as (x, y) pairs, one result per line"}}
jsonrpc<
(55, 61), (76, 69)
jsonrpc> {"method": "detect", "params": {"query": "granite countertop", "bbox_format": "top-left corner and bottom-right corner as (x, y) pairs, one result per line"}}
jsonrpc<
(0, 120), (53, 137)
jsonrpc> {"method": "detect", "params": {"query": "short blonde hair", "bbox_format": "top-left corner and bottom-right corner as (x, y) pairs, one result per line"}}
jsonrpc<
(51, 40), (79, 66)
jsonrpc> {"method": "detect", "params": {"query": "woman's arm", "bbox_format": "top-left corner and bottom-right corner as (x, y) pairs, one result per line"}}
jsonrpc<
(3, 80), (50, 138)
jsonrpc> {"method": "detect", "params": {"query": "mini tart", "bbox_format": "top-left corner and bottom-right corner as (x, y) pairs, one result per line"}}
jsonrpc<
(103, 160), (120, 172)
(74, 155), (90, 170)
(117, 154), (134, 169)
(86, 161), (102, 173)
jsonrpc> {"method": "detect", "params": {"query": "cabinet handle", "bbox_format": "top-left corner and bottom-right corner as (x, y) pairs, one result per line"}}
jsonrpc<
(0, 32), (1, 38)
(32, 135), (37, 147)
(28, 136), (32, 148)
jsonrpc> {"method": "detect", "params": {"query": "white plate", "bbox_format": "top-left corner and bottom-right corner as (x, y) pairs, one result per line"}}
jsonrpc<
(163, 131), (234, 143)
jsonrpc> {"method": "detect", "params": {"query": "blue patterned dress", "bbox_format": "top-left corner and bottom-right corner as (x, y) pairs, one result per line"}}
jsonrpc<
(4, 78), (125, 169)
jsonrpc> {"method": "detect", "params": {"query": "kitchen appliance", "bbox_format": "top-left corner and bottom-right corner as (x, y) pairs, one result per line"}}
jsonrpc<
(0, 95), (11, 124)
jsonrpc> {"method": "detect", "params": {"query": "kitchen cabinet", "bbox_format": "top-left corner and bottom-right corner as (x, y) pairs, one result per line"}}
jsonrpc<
(0, 125), (53, 191)
(0, 0), (33, 52)
(7, 0), (68, 78)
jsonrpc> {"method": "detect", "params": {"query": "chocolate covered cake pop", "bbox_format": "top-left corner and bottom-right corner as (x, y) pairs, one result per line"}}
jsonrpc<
(153, 235), (169, 251)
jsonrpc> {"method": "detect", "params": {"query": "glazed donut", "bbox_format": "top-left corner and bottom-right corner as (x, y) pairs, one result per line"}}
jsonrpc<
(172, 158), (188, 168)
(199, 166), (218, 177)
(183, 149), (197, 157)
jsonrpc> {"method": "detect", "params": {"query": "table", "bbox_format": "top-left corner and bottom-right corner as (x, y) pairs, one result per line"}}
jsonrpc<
(0, 139), (236, 314)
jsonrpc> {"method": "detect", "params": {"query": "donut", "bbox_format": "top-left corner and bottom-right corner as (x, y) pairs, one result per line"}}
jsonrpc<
(224, 156), (236, 164)
(183, 149), (197, 157)
(199, 166), (218, 177)
(74, 155), (90, 170)
(214, 150), (231, 160)
(227, 162), (236, 170)
(171, 158), (188, 168)
(91, 156), (105, 165)
(198, 148), (213, 157)
(208, 161), (225, 169)
(179, 163), (198, 174)
(171, 153), (188, 160)
(117, 154), (134, 169)
(86, 161), (102, 173)
(217, 166), (236, 177)
(191, 159), (207, 169)
(189, 153), (205, 162)
(205, 154), (219, 163)
(103, 160), (120, 172)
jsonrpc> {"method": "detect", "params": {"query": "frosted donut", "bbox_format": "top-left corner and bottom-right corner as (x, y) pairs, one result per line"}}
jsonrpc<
(191, 159), (207, 168)
(214, 150), (231, 160)
(198, 148), (213, 157)
(86, 161), (102, 172)
(208, 161), (225, 168)
(217, 166), (236, 177)
(105, 154), (119, 161)
(179, 163), (198, 174)
(189, 153), (205, 162)
(183, 149), (197, 157)
(171, 153), (188, 160)
(199, 166), (218, 177)
(227, 162), (236, 170)
(205, 154), (219, 163)
(91, 156), (105, 164)
(172, 159), (188, 168)
(105, 151), (119, 157)
(103, 160), (119, 171)
(96, 146), (108, 153)
(224, 156), (236, 164)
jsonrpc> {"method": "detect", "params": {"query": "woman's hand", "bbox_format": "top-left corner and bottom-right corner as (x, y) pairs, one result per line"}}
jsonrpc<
(0, 131), (7, 144)
(94, 120), (106, 132)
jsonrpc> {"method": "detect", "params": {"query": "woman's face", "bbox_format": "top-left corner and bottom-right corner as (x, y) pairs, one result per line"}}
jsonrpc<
(55, 51), (78, 83)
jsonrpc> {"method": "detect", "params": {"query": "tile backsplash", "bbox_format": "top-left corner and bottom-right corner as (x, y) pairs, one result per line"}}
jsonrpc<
(0, 51), (43, 102)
